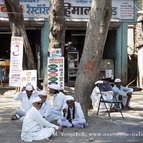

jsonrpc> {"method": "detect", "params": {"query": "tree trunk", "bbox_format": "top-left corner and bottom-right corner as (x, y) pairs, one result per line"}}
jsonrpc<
(74, 0), (112, 117)
(4, 0), (35, 69)
(43, 0), (65, 90)
(49, 0), (65, 55)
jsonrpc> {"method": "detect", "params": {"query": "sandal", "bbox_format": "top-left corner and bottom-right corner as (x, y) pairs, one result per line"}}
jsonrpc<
(11, 115), (19, 120)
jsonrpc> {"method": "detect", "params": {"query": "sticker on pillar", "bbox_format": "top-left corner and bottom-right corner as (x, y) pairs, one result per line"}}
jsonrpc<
(50, 48), (62, 56)
(48, 72), (58, 77)
(49, 81), (58, 85)
(48, 64), (58, 69)
(49, 77), (58, 82)
(48, 69), (58, 73)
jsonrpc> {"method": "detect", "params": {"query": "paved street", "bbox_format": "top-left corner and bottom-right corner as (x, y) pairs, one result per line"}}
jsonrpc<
(0, 88), (143, 143)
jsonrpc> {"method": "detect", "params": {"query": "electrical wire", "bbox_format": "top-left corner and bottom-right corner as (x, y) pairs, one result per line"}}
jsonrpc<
(128, 0), (141, 11)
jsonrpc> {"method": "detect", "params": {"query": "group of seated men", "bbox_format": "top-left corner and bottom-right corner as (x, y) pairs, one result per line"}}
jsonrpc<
(11, 78), (133, 142)
(11, 84), (87, 142)
(90, 78), (133, 111)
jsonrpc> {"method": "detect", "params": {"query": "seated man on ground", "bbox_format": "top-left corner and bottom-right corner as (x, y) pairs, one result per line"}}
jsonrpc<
(38, 90), (52, 121)
(11, 84), (38, 120)
(21, 96), (61, 142)
(57, 95), (87, 128)
(112, 78), (133, 109)
(49, 85), (67, 121)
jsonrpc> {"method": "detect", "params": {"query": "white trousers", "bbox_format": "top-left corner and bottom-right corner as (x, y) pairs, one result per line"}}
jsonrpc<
(21, 127), (55, 142)
(57, 118), (86, 128)
(46, 109), (62, 122)
(15, 107), (26, 118)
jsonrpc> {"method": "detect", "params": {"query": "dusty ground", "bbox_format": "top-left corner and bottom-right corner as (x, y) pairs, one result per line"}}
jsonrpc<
(0, 87), (143, 143)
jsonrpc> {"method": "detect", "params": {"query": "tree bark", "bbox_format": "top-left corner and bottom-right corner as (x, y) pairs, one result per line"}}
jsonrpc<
(4, 0), (35, 69)
(43, 0), (65, 90)
(74, 0), (112, 117)
(49, 0), (65, 55)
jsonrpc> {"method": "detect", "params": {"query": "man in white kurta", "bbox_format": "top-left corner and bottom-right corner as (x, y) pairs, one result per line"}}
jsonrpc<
(11, 84), (38, 120)
(112, 78), (133, 109)
(21, 96), (60, 142)
(57, 96), (86, 128)
(49, 85), (67, 121)
(38, 90), (52, 121)
(90, 81), (113, 111)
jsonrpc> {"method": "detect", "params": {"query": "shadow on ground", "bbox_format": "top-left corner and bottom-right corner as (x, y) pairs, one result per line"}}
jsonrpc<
(0, 90), (143, 143)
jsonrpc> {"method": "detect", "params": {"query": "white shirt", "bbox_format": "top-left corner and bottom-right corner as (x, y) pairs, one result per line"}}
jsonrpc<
(90, 86), (113, 110)
(53, 92), (66, 111)
(21, 106), (59, 142)
(63, 102), (85, 120)
(14, 91), (38, 112)
(39, 100), (52, 117)
(112, 85), (133, 97)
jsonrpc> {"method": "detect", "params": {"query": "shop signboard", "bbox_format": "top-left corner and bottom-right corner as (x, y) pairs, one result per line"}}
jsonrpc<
(47, 57), (64, 90)
(64, 0), (135, 20)
(9, 36), (23, 87)
(0, 0), (135, 20)
(0, 0), (50, 18)
(20, 70), (37, 90)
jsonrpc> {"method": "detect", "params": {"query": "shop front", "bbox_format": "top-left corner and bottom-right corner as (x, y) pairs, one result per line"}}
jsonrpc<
(64, 0), (137, 84)
(0, 0), (49, 87)
(0, 0), (137, 87)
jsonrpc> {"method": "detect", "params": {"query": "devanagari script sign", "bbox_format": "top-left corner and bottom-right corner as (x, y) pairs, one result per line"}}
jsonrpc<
(20, 70), (37, 90)
(64, 0), (135, 20)
(47, 57), (64, 90)
(0, 0), (50, 18)
(9, 36), (23, 87)
(0, 0), (134, 20)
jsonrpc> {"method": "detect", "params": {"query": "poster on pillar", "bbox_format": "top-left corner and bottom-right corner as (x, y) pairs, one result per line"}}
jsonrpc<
(20, 70), (37, 90)
(9, 36), (23, 87)
(47, 57), (64, 90)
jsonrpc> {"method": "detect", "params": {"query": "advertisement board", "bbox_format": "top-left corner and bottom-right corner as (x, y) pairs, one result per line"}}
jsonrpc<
(20, 70), (37, 90)
(47, 57), (64, 90)
(9, 36), (23, 87)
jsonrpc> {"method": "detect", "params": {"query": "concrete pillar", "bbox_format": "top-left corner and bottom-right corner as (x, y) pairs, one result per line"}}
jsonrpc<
(115, 24), (122, 79)
(115, 23), (128, 83)
(40, 20), (49, 79)
(121, 23), (128, 82)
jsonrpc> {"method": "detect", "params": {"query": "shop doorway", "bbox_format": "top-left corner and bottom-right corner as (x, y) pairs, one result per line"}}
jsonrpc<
(64, 29), (116, 84)
(65, 30), (85, 83)
(0, 33), (11, 84)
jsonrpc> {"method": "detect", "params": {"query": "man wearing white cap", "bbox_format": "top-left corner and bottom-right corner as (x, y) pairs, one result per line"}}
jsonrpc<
(21, 96), (61, 142)
(90, 80), (113, 111)
(49, 85), (67, 121)
(112, 78), (133, 109)
(38, 90), (52, 121)
(11, 84), (38, 120)
(57, 95), (87, 128)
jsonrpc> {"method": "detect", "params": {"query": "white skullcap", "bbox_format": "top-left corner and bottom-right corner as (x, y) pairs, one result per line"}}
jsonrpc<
(32, 96), (41, 103)
(38, 90), (47, 97)
(95, 80), (103, 84)
(114, 78), (121, 83)
(25, 84), (33, 91)
(66, 95), (74, 101)
(49, 85), (59, 90)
